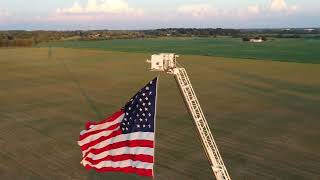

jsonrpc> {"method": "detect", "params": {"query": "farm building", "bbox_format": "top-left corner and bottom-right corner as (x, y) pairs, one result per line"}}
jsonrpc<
(304, 28), (315, 32)
(249, 37), (264, 43)
(242, 37), (266, 43)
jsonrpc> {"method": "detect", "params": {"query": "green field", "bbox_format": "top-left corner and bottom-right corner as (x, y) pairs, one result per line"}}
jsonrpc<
(0, 47), (320, 180)
(38, 37), (320, 64)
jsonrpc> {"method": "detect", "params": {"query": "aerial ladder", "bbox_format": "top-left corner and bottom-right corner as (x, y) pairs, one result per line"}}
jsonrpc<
(147, 54), (231, 180)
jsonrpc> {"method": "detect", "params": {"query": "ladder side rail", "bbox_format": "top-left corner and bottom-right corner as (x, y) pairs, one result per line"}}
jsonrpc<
(173, 75), (213, 167)
(180, 68), (227, 168)
(183, 79), (226, 171)
(181, 69), (230, 179)
(175, 69), (219, 165)
(176, 74), (228, 179)
(177, 68), (226, 165)
(174, 68), (231, 180)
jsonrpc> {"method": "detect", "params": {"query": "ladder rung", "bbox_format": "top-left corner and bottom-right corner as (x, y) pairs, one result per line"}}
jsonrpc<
(175, 68), (230, 180)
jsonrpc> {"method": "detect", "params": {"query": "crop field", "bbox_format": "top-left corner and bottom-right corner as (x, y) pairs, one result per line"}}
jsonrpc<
(0, 47), (320, 180)
(38, 37), (320, 64)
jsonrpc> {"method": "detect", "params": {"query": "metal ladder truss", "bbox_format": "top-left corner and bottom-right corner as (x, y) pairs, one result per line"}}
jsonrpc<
(173, 68), (231, 180)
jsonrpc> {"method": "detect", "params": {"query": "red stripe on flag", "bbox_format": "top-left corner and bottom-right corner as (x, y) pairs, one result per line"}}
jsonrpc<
(83, 140), (154, 159)
(84, 154), (154, 165)
(81, 129), (122, 151)
(79, 123), (120, 141)
(85, 110), (124, 130)
(84, 165), (153, 177)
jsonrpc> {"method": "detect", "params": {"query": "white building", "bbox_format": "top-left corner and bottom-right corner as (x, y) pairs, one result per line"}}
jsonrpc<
(304, 28), (315, 32)
(249, 38), (264, 43)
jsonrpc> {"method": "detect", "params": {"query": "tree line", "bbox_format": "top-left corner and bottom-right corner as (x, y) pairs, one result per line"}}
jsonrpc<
(0, 30), (80, 47)
(0, 39), (34, 47)
(143, 28), (241, 37)
(0, 28), (319, 47)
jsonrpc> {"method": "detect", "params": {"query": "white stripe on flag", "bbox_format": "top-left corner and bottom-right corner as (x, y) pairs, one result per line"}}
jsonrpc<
(82, 159), (154, 170)
(85, 146), (154, 161)
(82, 132), (154, 155)
(78, 127), (120, 146)
(81, 113), (124, 135)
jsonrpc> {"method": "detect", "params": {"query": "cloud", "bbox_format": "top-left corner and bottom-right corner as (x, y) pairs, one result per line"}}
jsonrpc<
(270, 0), (288, 11)
(176, 1), (298, 21)
(50, 0), (144, 26)
(2, 1), (308, 30)
(270, 0), (298, 12)
(56, 0), (143, 15)
(247, 5), (260, 14)
(177, 4), (217, 18)
(0, 9), (10, 17)
(290, 5), (299, 11)
(57, 2), (83, 13)
(0, 9), (10, 22)
(244, 0), (299, 18)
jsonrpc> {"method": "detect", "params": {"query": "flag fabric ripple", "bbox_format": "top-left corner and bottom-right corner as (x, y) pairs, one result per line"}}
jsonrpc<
(78, 77), (158, 177)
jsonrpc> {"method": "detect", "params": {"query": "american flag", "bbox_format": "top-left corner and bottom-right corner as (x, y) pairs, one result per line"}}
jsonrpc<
(78, 77), (158, 177)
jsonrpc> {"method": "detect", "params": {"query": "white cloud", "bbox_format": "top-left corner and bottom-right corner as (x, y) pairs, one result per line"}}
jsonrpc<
(290, 5), (299, 11)
(270, 0), (288, 11)
(49, 0), (145, 27)
(244, 0), (299, 18)
(247, 5), (260, 14)
(177, 4), (217, 18)
(45, 1), (304, 29)
(0, 9), (10, 22)
(0, 9), (10, 17)
(270, 0), (298, 12)
(56, 0), (143, 15)
(86, 0), (98, 12)
(57, 2), (83, 13)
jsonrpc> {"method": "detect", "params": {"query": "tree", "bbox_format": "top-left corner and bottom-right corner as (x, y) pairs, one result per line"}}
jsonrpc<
(242, 37), (250, 41)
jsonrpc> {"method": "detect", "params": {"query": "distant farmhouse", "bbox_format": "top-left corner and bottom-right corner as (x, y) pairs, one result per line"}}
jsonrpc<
(242, 36), (266, 43)
(304, 28), (315, 33)
(88, 33), (102, 39)
(249, 37), (264, 43)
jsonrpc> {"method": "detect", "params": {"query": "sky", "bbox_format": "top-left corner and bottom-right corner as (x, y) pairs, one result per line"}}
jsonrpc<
(0, 0), (319, 30)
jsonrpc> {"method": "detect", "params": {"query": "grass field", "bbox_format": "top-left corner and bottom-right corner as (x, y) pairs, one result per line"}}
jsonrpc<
(0, 47), (320, 180)
(38, 37), (320, 64)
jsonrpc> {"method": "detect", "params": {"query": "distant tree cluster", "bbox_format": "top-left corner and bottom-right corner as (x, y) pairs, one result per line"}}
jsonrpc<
(78, 30), (146, 40)
(143, 28), (241, 37)
(276, 34), (301, 38)
(239, 28), (320, 39)
(0, 39), (34, 47)
(242, 37), (250, 42)
(0, 27), (319, 48)
(0, 30), (84, 47)
(0, 28), (242, 46)
(240, 28), (320, 35)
